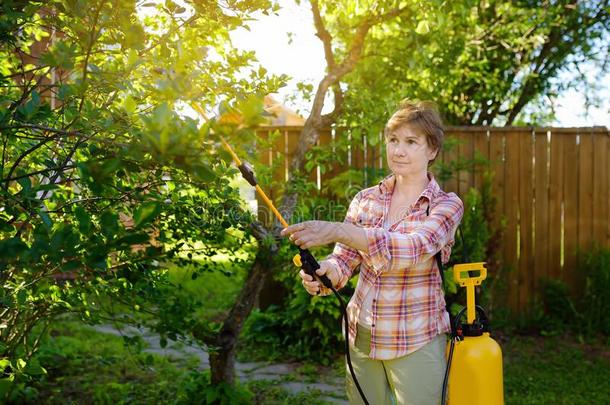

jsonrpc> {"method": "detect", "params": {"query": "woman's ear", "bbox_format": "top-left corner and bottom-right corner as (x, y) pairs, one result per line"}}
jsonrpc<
(428, 147), (439, 162)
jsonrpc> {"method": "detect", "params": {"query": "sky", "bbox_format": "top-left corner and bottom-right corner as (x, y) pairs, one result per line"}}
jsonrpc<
(229, 1), (610, 128)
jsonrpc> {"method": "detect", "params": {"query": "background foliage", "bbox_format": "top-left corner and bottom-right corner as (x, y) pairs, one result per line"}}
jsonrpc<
(0, 0), (285, 399)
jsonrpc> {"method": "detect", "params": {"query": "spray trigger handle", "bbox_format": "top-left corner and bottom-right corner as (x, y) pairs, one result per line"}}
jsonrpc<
(293, 248), (333, 290)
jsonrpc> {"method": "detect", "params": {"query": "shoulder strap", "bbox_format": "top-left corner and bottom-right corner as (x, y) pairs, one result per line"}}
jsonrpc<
(427, 204), (455, 335)
(426, 205), (445, 287)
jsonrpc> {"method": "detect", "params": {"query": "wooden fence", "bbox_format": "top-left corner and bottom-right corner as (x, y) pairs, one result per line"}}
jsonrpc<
(256, 126), (610, 313)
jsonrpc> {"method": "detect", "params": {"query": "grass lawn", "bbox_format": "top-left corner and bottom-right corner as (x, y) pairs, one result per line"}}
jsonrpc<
(25, 317), (610, 404)
(32, 320), (187, 404)
(502, 333), (610, 404)
(29, 319), (334, 404)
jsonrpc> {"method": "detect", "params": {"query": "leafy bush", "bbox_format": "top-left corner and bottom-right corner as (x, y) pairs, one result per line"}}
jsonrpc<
(502, 247), (610, 338)
(240, 243), (349, 365)
(503, 278), (578, 336)
(443, 174), (495, 318)
(579, 246), (610, 335)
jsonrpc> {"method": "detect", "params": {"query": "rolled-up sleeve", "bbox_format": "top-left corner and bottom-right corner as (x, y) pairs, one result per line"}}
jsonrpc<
(365, 194), (463, 273)
(318, 192), (364, 295)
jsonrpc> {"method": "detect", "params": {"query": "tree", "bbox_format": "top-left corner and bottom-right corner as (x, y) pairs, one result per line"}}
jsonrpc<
(0, 0), (285, 399)
(335, 0), (610, 127)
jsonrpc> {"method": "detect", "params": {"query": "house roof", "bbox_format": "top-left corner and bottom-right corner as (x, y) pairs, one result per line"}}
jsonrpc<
(261, 95), (305, 126)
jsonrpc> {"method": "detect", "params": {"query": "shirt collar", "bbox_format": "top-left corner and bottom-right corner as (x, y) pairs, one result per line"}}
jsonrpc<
(377, 172), (441, 204)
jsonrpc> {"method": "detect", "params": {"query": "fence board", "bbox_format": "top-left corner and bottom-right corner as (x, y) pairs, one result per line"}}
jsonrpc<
(277, 129), (288, 183)
(548, 132), (565, 282)
(444, 134), (459, 193)
(563, 132), (579, 295)
(518, 130), (534, 312)
(504, 132), (520, 311)
(577, 131), (594, 294)
(457, 131), (474, 197)
(489, 132), (506, 268)
(473, 129), (490, 191)
(593, 132), (608, 247)
(534, 130), (549, 297)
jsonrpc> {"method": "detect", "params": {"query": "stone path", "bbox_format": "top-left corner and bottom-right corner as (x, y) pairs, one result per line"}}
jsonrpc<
(92, 324), (347, 404)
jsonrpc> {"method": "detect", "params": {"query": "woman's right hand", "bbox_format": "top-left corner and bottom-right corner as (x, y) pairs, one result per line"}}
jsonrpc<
(299, 260), (340, 295)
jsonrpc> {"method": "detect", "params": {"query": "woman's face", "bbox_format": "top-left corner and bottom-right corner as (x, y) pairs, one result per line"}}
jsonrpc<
(385, 125), (437, 177)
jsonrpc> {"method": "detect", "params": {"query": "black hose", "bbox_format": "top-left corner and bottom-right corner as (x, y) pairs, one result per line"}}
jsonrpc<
(441, 337), (455, 405)
(328, 284), (370, 405)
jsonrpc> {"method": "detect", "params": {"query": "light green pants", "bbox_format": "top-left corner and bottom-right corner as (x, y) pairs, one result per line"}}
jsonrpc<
(346, 324), (447, 405)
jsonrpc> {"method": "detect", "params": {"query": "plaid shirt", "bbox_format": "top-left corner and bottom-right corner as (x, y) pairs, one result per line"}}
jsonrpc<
(322, 172), (463, 360)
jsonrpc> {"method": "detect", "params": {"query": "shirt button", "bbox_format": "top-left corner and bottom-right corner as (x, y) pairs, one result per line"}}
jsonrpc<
(372, 324), (375, 327)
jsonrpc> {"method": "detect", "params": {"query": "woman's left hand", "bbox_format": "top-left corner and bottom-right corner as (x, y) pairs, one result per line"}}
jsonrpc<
(280, 220), (338, 249)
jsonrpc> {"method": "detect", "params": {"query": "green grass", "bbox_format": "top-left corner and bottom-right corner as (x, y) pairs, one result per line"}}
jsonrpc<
(31, 319), (188, 404)
(247, 379), (340, 405)
(28, 319), (341, 404)
(502, 333), (610, 404)
(22, 317), (610, 404)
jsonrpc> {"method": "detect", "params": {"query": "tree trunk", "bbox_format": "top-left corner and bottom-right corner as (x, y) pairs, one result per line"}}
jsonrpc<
(208, 245), (275, 385)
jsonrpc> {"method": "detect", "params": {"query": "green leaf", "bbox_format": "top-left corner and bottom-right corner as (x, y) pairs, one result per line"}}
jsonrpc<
(37, 209), (53, 230)
(16, 358), (26, 371)
(415, 20), (430, 35)
(16, 289), (27, 305)
(0, 237), (28, 257)
(17, 176), (32, 192)
(0, 379), (13, 397)
(57, 84), (75, 100)
(74, 206), (91, 234)
(61, 260), (81, 272)
(100, 211), (119, 238)
(123, 95), (137, 114)
(134, 202), (161, 228)
(23, 358), (46, 376)
(0, 359), (11, 371)
(192, 164), (216, 182)
(40, 41), (76, 69)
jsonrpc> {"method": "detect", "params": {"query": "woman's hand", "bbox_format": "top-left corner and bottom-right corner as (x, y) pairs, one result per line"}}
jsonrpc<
(280, 220), (338, 249)
(299, 261), (340, 295)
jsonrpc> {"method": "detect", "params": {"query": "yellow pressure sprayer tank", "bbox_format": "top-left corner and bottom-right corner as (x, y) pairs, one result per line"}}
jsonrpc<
(446, 262), (504, 405)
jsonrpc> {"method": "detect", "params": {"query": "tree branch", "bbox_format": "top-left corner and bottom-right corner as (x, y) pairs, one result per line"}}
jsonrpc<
(310, 0), (336, 70)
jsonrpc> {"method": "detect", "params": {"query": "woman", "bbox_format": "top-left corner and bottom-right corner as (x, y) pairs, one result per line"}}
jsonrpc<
(281, 100), (464, 405)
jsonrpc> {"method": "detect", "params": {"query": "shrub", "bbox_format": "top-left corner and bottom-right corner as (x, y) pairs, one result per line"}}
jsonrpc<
(579, 246), (610, 335)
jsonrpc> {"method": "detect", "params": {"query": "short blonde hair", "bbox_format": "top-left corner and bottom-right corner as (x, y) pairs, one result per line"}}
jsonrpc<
(384, 99), (444, 164)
